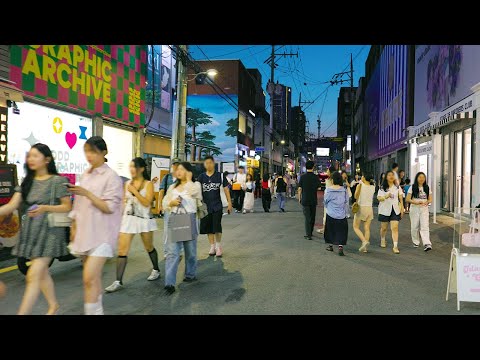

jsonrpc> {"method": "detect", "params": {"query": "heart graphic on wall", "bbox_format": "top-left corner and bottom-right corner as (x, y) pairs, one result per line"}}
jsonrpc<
(65, 132), (77, 149)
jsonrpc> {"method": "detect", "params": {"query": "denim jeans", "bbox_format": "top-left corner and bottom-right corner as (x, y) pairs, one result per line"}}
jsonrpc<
(163, 212), (184, 256)
(165, 238), (197, 286)
(277, 192), (286, 210)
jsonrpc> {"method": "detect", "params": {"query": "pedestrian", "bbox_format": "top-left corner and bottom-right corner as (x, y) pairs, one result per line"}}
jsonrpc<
(298, 161), (321, 240)
(377, 170), (404, 254)
(162, 162), (202, 294)
(261, 173), (272, 213)
(392, 162), (400, 187)
(197, 156), (233, 257)
(350, 174), (361, 203)
(317, 165), (336, 234)
(0, 143), (72, 315)
(158, 158), (181, 259)
(324, 171), (349, 256)
(275, 173), (288, 212)
(403, 178), (411, 213)
(399, 170), (406, 210)
(406, 172), (432, 251)
(105, 157), (160, 293)
(341, 170), (352, 218)
(232, 166), (247, 213)
(254, 173), (261, 199)
(289, 175), (297, 198)
(272, 173), (277, 199)
(352, 172), (376, 253)
(243, 173), (255, 214)
(68, 136), (124, 315)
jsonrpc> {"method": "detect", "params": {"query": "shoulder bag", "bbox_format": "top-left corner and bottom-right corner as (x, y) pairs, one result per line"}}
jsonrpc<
(232, 174), (242, 191)
(196, 198), (208, 219)
(352, 184), (360, 214)
(219, 173), (229, 208)
(47, 177), (72, 228)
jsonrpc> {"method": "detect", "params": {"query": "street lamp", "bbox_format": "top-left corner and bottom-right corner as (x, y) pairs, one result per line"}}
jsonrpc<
(280, 139), (286, 145)
(187, 69), (218, 82)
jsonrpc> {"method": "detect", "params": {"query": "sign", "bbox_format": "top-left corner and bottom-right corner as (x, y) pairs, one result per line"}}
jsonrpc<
(8, 102), (92, 182)
(346, 135), (351, 151)
(0, 107), (7, 163)
(0, 165), (20, 248)
(448, 249), (480, 310)
(150, 157), (170, 192)
(102, 125), (133, 179)
(316, 147), (330, 156)
(222, 162), (235, 174)
(255, 147), (265, 152)
(415, 45), (480, 126)
(10, 45), (147, 127)
(432, 93), (475, 129)
(246, 158), (259, 168)
(417, 143), (432, 156)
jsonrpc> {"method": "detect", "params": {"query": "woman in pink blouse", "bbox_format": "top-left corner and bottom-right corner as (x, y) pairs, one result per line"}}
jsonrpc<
(68, 136), (123, 315)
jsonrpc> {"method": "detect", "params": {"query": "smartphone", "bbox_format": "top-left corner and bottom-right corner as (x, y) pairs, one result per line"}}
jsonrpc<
(65, 183), (75, 188)
(27, 204), (38, 212)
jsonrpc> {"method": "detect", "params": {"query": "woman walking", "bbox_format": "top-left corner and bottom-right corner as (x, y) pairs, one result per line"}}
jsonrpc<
(0, 144), (71, 315)
(162, 162), (202, 294)
(275, 173), (288, 212)
(324, 171), (349, 256)
(377, 171), (404, 254)
(243, 174), (255, 214)
(352, 172), (376, 253)
(105, 157), (160, 293)
(406, 172), (432, 251)
(261, 173), (272, 213)
(290, 175), (297, 198)
(68, 137), (124, 315)
(254, 173), (261, 199)
(317, 165), (336, 234)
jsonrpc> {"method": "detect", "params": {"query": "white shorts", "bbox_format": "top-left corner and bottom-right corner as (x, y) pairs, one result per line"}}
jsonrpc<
(69, 243), (114, 258)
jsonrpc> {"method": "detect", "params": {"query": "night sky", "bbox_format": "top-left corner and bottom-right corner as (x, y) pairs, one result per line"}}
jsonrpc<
(192, 45), (370, 137)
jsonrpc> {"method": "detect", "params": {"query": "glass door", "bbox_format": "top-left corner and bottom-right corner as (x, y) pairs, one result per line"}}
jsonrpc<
(442, 134), (450, 210)
(455, 131), (463, 211)
(463, 128), (472, 213)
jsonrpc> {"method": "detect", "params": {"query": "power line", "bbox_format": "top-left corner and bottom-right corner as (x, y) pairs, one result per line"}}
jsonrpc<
(207, 45), (256, 59)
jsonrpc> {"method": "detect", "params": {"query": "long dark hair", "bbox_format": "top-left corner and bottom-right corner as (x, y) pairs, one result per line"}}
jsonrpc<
(381, 171), (395, 192)
(263, 173), (270, 181)
(21, 143), (58, 201)
(362, 171), (374, 185)
(132, 157), (150, 180)
(174, 162), (196, 187)
(412, 172), (429, 199)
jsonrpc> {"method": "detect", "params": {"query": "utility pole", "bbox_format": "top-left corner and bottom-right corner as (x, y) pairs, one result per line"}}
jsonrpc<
(171, 45), (188, 161)
(350, 53), (355, 176)
(265, 45), (298, 175)
(317, 115), (321, 140)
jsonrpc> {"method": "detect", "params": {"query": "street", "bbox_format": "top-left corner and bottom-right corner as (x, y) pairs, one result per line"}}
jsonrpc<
(0, 194), (478, 315)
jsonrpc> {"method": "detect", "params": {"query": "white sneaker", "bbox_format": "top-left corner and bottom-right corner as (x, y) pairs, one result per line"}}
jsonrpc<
(105, 280), (123, 293)
(147, 269), (161, 281)
(316, 228), (324, 234)
(242, 209), (246, 214)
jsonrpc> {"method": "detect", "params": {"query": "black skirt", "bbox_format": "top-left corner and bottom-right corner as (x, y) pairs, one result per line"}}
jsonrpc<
(324, 214), (348, 245)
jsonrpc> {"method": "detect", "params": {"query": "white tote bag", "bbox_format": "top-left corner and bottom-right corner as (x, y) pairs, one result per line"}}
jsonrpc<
(220, 173), (229, 208)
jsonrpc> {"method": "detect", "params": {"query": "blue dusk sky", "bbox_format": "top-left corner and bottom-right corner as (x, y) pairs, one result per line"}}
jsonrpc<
(191, 45), (370, 137)
(187, 94), (239, 163)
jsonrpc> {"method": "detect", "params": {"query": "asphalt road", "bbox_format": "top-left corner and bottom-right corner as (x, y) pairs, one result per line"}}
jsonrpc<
(0, 193), (478, 315)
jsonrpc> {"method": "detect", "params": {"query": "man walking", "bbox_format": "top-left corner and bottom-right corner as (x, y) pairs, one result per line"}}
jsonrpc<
(232, 166), (247, 213)
(158, 158), (181, 259)
(275, 173), (288, 212)
(198, 156), (233, 257)
(298, 161), (321, 240)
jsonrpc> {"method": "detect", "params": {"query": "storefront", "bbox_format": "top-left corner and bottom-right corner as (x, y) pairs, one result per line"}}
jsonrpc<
(8, 45), (147, 180)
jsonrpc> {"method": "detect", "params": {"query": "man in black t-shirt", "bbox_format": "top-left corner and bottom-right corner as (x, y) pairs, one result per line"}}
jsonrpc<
(298, 161), (321, 240)
(197, 156), (233, 257)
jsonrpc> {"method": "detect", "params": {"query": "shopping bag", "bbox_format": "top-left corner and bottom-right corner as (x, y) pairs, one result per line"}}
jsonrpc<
(462, 210), (480, 247)
(167, 210), (197, 242)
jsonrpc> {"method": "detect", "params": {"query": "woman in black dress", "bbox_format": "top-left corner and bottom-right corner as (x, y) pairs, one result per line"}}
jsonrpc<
(0, 144), (71, 315)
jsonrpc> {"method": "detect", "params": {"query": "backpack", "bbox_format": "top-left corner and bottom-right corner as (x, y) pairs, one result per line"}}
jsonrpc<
(161, 173), (171, 195)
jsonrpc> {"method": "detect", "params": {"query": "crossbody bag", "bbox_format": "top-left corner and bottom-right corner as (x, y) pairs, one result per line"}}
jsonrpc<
(47, 178), (72, 228)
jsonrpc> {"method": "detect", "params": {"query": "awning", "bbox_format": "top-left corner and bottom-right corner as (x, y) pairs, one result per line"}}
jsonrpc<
(0, 80), (24, 104)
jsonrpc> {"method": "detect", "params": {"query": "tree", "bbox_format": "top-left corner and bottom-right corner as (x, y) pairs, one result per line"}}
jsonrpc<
(196, 131), (222, 158)
(225, 117), (239, 138)
(186, 108), (213, 161)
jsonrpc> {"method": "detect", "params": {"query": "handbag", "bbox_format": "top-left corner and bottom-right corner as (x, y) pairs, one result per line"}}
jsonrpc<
(167, 204), (197, 242)
(196, 198), (208, 219)
(220, 173), (229, 208)
(352, 184), (360, 214)
(47, 178), (72, 228)
(462, 210), (480, 247)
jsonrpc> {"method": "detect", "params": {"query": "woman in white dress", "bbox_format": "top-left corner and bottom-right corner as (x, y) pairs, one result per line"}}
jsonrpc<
(243, 174), (255, 214)
(105, 157), (159, 293)
(353, 172), (376, 253)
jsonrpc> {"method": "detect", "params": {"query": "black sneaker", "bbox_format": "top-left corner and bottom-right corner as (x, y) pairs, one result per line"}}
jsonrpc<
(338, 247), (345, 256)
(164, 285), (175, 295)
(326, 245), (333, 252)
(424, 245), (432, 252)
(281, 208), (285, 212)
(183, 277), (197, 283)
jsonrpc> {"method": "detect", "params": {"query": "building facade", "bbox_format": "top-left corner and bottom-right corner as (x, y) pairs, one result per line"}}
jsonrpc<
(353, 77), (366, 173)
(407, 45), (480, 214)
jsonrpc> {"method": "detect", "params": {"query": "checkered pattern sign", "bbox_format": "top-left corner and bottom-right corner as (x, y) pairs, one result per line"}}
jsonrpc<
(9, 45), (147, 127)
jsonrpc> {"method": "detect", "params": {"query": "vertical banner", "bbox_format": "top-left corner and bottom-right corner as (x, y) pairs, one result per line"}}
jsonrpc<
(0, 107), (7, 164)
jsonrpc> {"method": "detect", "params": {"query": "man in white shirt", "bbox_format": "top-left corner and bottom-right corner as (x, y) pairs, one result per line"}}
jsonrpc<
(392, 162), (400, 187)
(233, 166), (247, 213)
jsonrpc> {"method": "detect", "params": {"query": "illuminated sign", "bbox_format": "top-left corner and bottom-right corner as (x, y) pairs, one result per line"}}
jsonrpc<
(0, 108), (7, 163)
(316, 147), (330, 156)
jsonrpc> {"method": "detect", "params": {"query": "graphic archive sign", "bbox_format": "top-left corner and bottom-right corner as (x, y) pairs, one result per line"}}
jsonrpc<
(10, 45), (147, 127)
